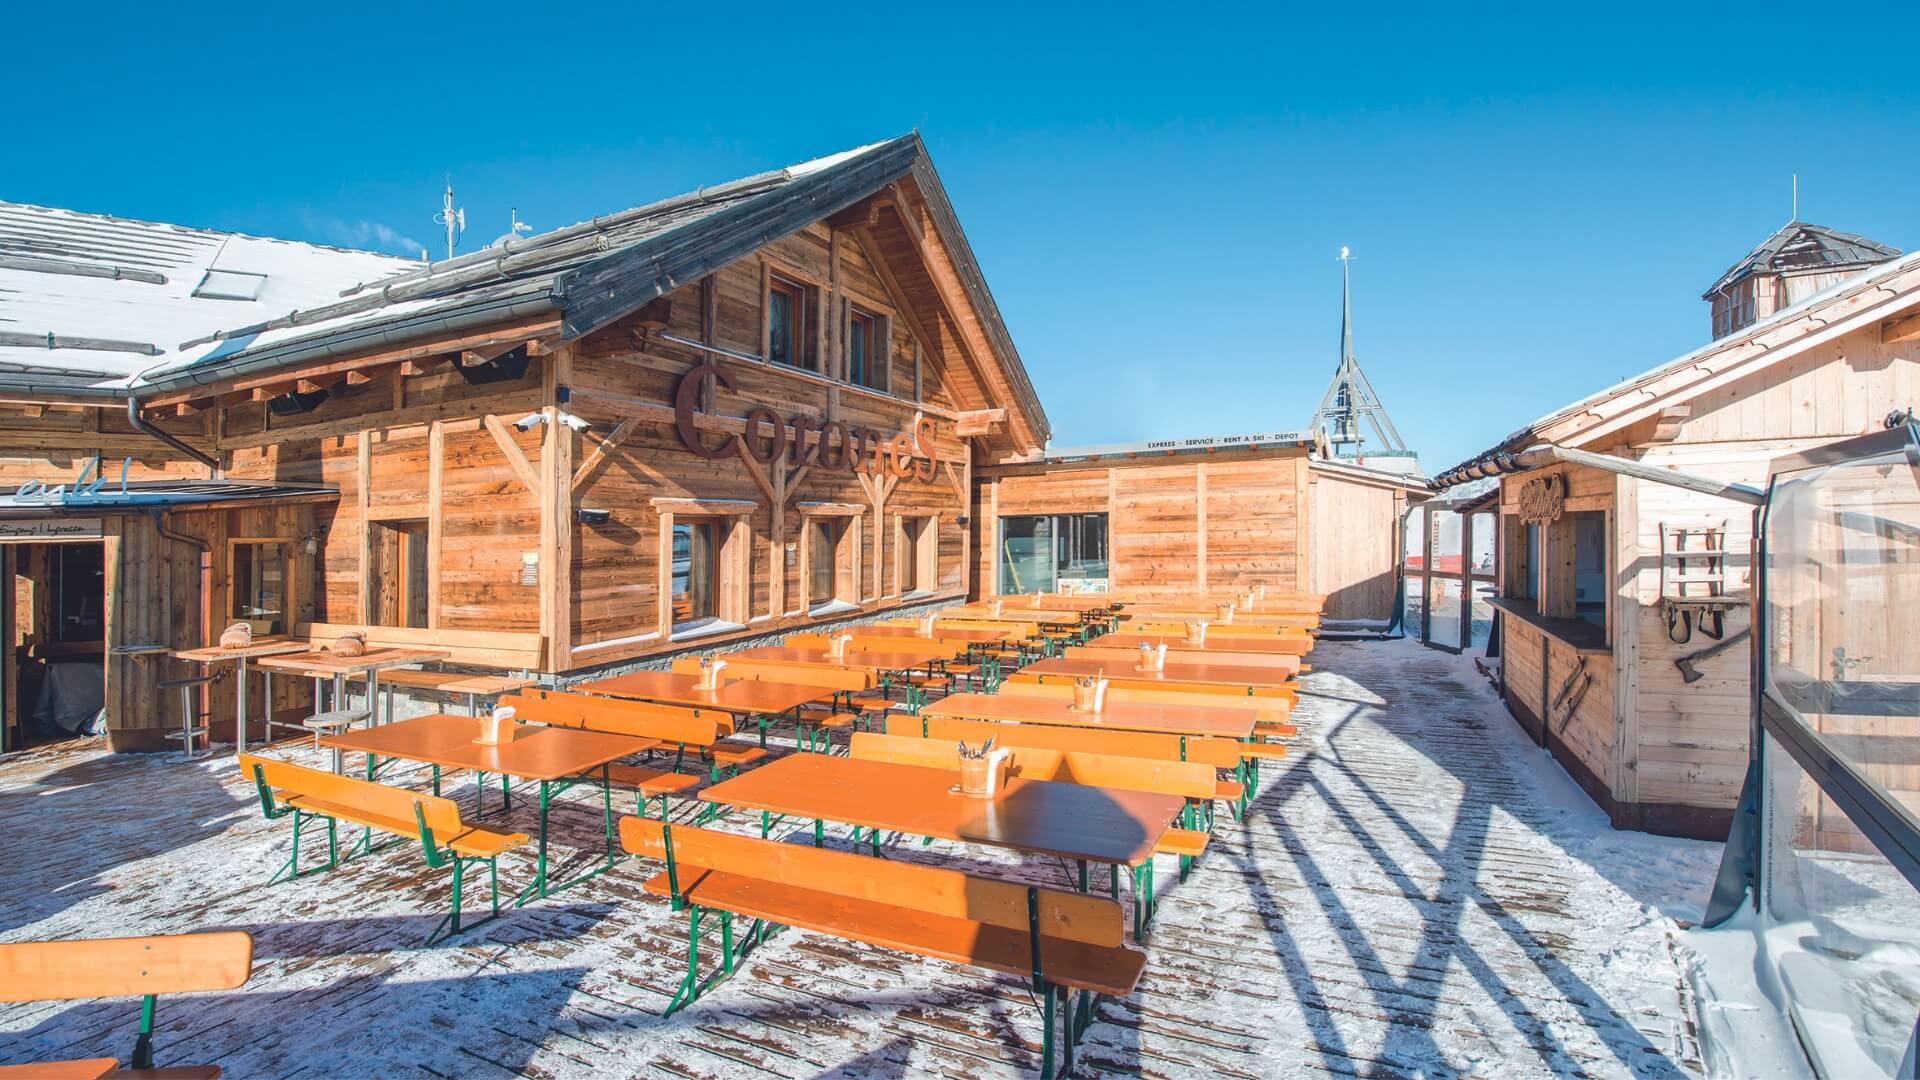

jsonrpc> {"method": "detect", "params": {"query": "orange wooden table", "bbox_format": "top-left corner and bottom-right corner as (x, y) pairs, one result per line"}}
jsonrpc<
(0, 1059), (117, 1079)
(322, 713), (652, 900)
(700, 752), (1183, 867)
(574, 670), (832, 725)
(1036, 654), (1301, 686)
(921, 691), (1258, 740)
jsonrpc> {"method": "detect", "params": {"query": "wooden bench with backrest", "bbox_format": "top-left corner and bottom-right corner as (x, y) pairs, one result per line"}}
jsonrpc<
(619, 817), (1141, 1078)
(240, 754), (526, 944)
(668, 657), (871, 750)
(1006, 667), (1301, 711)
(497, 690), (746, 814)
(0, 931), (253, 1078)
(850, 731), (1217, 908)
(996, 679), (1299, 739)
(1067, 644), (1307, 678)
(884, 714), (1259, 816)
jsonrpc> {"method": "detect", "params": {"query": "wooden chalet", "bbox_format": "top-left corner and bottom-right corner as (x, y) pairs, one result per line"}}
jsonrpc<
(1436, 221), (1919, 838)
(974, 433), (1429, 622)
(0, 134), (1047, 751)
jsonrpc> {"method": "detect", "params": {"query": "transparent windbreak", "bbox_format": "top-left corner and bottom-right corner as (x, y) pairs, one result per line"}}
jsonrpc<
(1760, 446), (1920, 1076)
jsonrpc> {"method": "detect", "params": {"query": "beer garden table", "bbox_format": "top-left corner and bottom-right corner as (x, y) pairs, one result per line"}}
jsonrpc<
(321, 713), (651, 901)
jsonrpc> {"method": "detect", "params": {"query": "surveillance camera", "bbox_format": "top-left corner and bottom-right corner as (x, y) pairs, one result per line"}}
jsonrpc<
(511, 413), (544, 431)
(555, 410), (591, 432)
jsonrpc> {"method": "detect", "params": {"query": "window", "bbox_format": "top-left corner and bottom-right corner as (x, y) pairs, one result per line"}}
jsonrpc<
(192, 268), (267, 301)
(1570, 510), (1607, 627)
(231, 541), (291, 635)
(47, 543), (103, 643)
(848, 308), (886, 391)
(810, 518), (842, 606)
(673, 520), (718, 624)
(766, 276), (815, 370)
(899, 516), (935, 595)
(369, 521), (429, 628)
(1521, 521), (1540, 601)
(998, 513), (1108, 594)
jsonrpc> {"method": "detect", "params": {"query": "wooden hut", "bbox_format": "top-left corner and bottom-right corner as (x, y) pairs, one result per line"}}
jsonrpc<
(1436, 223), (1920, 838)
(973, 434), (1429, 622)
(0, 135), (1048, 750)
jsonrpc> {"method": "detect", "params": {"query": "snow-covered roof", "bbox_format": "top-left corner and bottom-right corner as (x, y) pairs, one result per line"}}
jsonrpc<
(0, 201), (415, 395)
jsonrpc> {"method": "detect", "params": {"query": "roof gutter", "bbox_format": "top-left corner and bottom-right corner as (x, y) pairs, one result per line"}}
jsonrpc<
(1434, 442), (1765, 506)
(127, 396), (220, 474)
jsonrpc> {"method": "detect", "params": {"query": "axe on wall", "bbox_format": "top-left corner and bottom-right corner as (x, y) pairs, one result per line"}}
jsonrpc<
(1675, 628), (1752, 684)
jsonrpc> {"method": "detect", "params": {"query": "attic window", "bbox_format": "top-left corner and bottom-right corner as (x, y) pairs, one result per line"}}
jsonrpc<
(192, 269), (267, 301)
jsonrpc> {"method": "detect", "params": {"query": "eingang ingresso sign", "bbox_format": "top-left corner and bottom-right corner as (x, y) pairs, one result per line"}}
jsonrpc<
(673, 363), (940, 481)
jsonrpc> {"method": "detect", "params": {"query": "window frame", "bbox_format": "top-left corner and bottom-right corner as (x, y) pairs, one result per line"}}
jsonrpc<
(652, 499), (755, 636)
(229, 537), (295, 636)
(896, 514), (938, 597)
(366, 519), (431, 629)
(798, 502), (865, 613)
(761, 259), (824, 374)
(845, 304), (889, 392)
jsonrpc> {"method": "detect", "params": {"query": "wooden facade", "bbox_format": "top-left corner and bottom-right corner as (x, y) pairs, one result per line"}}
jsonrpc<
(1459, 244), (1920, 838)
(0, 138), (1049, 751)
(973, 446), (1422, 621)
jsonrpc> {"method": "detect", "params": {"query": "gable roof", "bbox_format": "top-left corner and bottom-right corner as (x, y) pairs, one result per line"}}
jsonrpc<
(1702, 221), (1900, 298)
(1436, 247), (1920, 487)
(0, 134), (1050, 446)
(0, 201), (415, 395)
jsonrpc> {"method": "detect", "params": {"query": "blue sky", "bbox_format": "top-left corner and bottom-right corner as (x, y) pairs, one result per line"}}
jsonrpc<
(7, 3), (1917, 472)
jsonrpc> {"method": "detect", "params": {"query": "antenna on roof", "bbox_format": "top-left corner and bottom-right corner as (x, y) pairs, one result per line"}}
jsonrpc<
(1791, 173), (1798, 223)
(492, 208), (533, 249)
(433, 178), (466, 262)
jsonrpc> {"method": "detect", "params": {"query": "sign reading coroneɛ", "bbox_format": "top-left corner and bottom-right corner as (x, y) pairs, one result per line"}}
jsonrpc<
(673, 363), (941, 481)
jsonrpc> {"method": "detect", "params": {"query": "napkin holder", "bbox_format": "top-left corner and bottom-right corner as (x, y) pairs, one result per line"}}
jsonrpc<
(1217, 602), (1236, 624)
(916, 613), (938, 638)
(693, 658), (728, 691)
(989, 599), (1005, 618)
(1185, 620), (1208, 645)
(1135, 642), (1167, 673)
(957, 739), (1011, 798)
(474, 705), (525, 746)
(1070, 676), (1109, 713)
(826, 634), (853, 661)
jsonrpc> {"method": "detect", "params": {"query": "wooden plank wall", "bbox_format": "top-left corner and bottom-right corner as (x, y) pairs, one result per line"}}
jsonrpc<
(563, 225), (972, 671)
(1307, 467), (1410, 622)
(975, 449), (1312, 603)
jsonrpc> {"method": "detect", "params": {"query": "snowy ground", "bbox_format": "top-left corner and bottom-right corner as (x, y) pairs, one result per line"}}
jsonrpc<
(0, 638), (1734, 1077)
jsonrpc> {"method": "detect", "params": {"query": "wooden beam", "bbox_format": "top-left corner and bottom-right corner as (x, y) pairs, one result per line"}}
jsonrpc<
(736, 438), (779, 508)
(953, 408), (1006, 437)
(483, 414), (543, 494)
(1649, 405), (1691, 443)
(570, 417), (639, 492)
(1883, 310), (1920, 345)
(344, 369), (375, 386)
(427, 421), (444, 629)
(462, 342), (523, 367)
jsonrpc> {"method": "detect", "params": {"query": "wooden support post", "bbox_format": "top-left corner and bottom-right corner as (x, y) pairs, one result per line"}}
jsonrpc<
(427, 421), (444, 629)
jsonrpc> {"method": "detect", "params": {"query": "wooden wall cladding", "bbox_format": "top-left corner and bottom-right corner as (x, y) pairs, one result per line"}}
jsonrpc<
(976, 450), (1315, 604)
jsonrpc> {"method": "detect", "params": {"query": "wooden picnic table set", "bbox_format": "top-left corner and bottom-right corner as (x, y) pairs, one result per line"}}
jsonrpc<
(20, 583), (1319, 1077)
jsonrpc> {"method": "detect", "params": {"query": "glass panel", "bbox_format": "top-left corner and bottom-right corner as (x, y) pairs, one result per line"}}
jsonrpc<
(673, 522), (714, 623)
(49, 543), (104, 643)
(848, 312), (877, 388)
(1427, 576), (1462, 648)
(1761, 730), (1920, 1076)
(1766, 449), (1920, 781)
(1522, 521), (1541, 601)
(1470, 580), (1497, 649)
(999, 515), (1055, 595)
(1058, 513), (1107, 590)
(1401, 506), (1425, 639)
(767, 286), (795, 367)
(811, 520), (837, 605)
(900, 518), (922, 593)
(403, 526), (429, 629)
(232, 542), (288, 635)
(1571, 510), (1607, 627)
